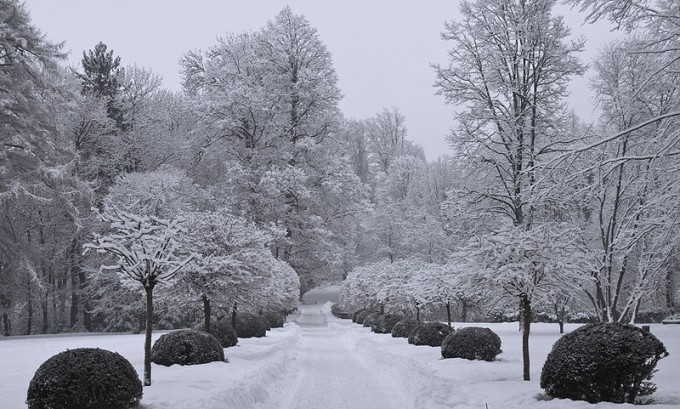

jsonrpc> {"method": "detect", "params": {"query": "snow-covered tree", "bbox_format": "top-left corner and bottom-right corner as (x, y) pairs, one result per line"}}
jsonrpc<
(433, 0), (586, 381)
(84, 205), (192, 386)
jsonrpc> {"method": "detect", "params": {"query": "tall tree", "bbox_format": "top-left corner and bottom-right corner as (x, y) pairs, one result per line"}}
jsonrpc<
(433, 0), (585, 381)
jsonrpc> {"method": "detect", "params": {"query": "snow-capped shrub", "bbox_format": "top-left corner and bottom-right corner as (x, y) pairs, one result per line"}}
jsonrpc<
(353, 309), (369, 324)
(27, 348), (142, 409)
(193, 320), (238, 348)
(331, 304), (351, 319)
(391, 319), (418, 338)
(540, 323), (668, 404)
(407, 322), (452, 347)
(151, 330), (225, 366)
(567, 311), (598, 323)
(263, 311), (286, 328)
(371, 314), (404, 334)
(363, 311), (381, 327)
(441, 327), (501, 361)
(234, 313), (268, 338)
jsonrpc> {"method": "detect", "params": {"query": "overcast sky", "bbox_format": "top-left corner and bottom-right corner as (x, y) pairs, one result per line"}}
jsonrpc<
(24, 0), (617, 160)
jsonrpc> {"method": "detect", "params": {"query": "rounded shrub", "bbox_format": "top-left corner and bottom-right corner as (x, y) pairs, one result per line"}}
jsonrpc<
(407, 322), (452, 347)
(263, 311), (286, 328)
(391, 319), (419, 338)
(151, 329), (225, 366)
(441, 327), (502, 361)
(27, 348), (142, 409)
(371, 314), (404, 334)
(193, 320), (238, 348)
(362, 311), (381, 327)
(234, 313), (268, 338)
(353, 309), (369, 324)
(540, 322), (668, 404)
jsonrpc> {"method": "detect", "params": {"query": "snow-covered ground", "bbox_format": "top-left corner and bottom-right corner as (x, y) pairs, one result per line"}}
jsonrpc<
(1, 291), (678, 408)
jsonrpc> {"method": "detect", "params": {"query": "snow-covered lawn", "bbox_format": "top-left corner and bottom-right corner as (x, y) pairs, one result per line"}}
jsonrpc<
(1, 303), (678, 409)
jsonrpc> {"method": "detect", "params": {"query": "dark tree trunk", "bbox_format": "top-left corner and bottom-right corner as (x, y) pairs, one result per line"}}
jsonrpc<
(78, 269), (91, 331)
(555, 303), (565, 334)
(69, 238), (80, 328)
(202, 294), (211, 333)
(380, 304), (384, 314)
(231, 302), (238, 327)
(26, 280), (33, 336)
(520, 295), (532, 381)
(144, 284), (154, 386)
(416, 306), (420, 323)
(41, 292), (48, 334)
(446, 301), (452, 328)
(461, 300), (468, 323)
(2, 313), (10, 336)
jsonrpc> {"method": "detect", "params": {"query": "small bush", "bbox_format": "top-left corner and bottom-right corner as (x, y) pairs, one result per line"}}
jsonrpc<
(391, 319), (418, 338)
(331, 304), (352, 319)
(540, 322), (668, 404)
(363, 311), (381, 327)
(193, 320), (238, 348)
(567, 311), (598, 323)
(371, 314), (404, 334)
(263, 311), (286, 328)
(353, 309), (369, 324)
(234, 313), (268, 338)
(27, 348), (142, 409)
(441, 327), (502, 361)
(151, 329), (225, 366)
(408, 322), (452, 347)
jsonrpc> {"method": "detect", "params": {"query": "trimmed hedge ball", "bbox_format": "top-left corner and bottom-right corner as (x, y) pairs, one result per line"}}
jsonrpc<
(27, 348), (142, 409)
(371, 314), (404, 334)
(263, 311), (286, 328)
(151, 329), (225, 366)
(441, 327), (502, 361)
(408, 322), (452, 347)
(193, 320), (238, 348)
(363, 311), (381, 327)
(391, 319), (419, 338)
(353, 309), (369, 324)
(234, 313), (268, 338)
(540, 323), (668, 404)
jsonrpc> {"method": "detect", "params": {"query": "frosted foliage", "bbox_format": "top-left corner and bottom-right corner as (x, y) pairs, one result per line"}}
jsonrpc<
(173, 210), (299, 312)
(84, 205), (192, 289)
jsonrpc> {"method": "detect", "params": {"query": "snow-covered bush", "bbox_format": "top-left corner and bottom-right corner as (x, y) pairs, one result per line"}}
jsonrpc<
(540, 323), (668, 403)
(27, 348), (142, 409)
(362, 311), (381, 327)
(234, 313), (268, 338)
(354, 309), (370, 324)
(371, 314), (404, 334)
(441, 327), (501, 361)
(193, 320), (238, 348)
(407, 322), (452, 347)
(151, 330), (224, 366)
(331, 304), (351, 319)
(262, 311), (285, 328)
(391, 319), (418, 338)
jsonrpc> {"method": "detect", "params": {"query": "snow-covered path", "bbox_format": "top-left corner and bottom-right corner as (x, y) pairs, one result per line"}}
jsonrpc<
(286, 305), (399, 409)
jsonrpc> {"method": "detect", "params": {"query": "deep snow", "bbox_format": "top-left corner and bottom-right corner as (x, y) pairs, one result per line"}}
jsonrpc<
(1, 290), (679, 408)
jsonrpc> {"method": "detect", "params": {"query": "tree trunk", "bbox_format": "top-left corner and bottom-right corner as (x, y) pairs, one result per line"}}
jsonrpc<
(144, 285), (154, 386)
(416, 306), (420, 323)
(202, 294), (211, 333)
(78, 269), (91, 331)
(26, 280), (33, 336)
(446, 301), (452, 328)
(231, 302), (238, 327)
(2, 313), (10, 336)
(380, 304), (384, 314)
(461, 300), (468, 323)
(41, 292), (48, 334)
(520, 295), (532, 381)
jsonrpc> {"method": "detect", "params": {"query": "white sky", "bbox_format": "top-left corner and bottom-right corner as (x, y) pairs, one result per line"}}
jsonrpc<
(24, 0), (617, 160)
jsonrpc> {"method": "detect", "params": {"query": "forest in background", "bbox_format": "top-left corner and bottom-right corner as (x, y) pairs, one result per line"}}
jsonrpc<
(1, 0), (679, 338)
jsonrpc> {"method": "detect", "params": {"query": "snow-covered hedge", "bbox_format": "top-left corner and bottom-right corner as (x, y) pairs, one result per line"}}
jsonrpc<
(407, 322), (452, 347)
(540, 323), (668, 403)
(371, 314), (404, 334)
(234, 313), (268, 338)
(441, 327), (501, 361)
(27, 348), (142, 409)
(151, 330), (225, 366)
(391, 319), (418, 338)
(193, 320), (238, 348)
(262, 311), (286, 328)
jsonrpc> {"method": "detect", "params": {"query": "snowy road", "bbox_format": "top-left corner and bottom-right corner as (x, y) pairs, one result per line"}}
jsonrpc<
(286, 305), (400, 409)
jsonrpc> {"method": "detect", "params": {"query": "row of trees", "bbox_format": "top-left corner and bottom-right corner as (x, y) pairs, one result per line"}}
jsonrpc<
(340, 0), (680, 382)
